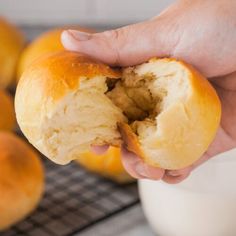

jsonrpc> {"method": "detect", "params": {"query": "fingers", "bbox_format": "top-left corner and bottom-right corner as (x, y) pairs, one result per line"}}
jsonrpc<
(61, 19), (173, 66)
(163, 171), (191, 184)
(121, 146), (191, 183)
(90, 143), (201, 183)
(121, 144), (193, 183)
(91, 144), (213, 184)
(210, 71), (236, 91)
(121, 148), (145, 179)
(121, 146), (212, 183)
(163, 168), (192, 184)
(162, 151), (213, 184)
(121, 147), (165, 180)
(91, 128), (218, 182)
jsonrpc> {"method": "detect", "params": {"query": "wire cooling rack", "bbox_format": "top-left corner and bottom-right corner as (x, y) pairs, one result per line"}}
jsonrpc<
(2, 157), (139, 236)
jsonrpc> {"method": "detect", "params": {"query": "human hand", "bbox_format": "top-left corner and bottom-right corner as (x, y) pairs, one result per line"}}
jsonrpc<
(61, 0), (236, 183)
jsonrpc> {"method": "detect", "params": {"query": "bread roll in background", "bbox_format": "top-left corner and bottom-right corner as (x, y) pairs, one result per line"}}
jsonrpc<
(17, 27), (94, 80)
(0, 90), (16, 131)
(0, 17), (25, 88)
(77, 147), (134, 183)
(15, 51), (221, 170)
(0, 132), (44, 231)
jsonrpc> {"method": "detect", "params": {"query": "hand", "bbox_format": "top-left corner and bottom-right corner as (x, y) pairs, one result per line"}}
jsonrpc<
(61, 0), (236, 183)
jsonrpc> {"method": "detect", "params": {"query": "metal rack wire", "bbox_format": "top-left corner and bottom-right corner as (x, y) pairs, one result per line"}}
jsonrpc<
(2, 158), (139, 236)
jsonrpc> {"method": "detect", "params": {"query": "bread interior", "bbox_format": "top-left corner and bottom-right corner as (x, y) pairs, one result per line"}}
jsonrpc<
(108, 59), (189, 153)
(41, 59), (189, 164)
(41, 76), (126, 164)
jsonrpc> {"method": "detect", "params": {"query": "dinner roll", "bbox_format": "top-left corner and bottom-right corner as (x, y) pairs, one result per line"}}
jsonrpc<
(77, 147), (134, 183)
(15, 51), (126, 164)
(0, 90), (16, 131)
(15, 51), (221, 170)
(117, 58), (221, 169)
(0, 17), (24, 88)
(0, 132), (44, 230)
(17, 27), (93, 79)
(15, 27), (130, 177)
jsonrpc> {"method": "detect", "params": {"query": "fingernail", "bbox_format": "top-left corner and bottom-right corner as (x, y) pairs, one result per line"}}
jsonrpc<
(135, 163), (148, 178)
(67, 30), (92, 41)
(167, 171), (180, 177)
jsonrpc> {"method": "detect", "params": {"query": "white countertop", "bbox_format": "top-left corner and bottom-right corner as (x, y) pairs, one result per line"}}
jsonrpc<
(78, 205), (156, 236)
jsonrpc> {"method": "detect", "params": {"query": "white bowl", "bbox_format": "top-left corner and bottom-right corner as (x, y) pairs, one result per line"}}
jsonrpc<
(139, 149), (236, 236)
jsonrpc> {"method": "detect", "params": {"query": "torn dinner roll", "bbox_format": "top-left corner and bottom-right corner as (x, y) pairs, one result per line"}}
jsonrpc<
(117, 58), (221, 169)
(15, 51), (126, 164)
(15, 52), (221, 169)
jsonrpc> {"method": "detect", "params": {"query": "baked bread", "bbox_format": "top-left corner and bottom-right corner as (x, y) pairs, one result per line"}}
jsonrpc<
(77, 147), (134, 183)
(15, 51), (221, 170)
(15, 27), (131, 178)
(17, 27), (93, 79)
(117, 59), (221, 169)
(15, 51), (125, 164)
(0, 90), (16, 131)
(0, 17), (24, 88)
(0, 132), (44, 230)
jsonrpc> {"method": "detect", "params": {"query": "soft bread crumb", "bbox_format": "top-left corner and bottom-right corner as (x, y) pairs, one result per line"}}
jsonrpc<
(129, 60), (191, 168)
(106, 82), (153, 121)
(108, 59), (189, 134)
(38, 76), (126, 164)
(108, 59), (191, 168)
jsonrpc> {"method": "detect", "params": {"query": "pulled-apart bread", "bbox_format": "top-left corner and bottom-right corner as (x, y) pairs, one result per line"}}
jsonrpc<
(15, 51), (221, 169)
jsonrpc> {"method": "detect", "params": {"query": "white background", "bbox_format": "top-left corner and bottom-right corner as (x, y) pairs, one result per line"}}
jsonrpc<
(0, 0), (174, 26)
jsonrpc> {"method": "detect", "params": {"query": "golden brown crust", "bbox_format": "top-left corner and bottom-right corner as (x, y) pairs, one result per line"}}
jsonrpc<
(15, 51), (122, 157)
(0, 132), (44, 230)
(119, 58), (221, 170)
(18, 51), (121, 101)
(118, 122), (147, 159)
(0, 17), (25, 88)
(118, 122), (163, 168)
(0, 90), (16, 131)
(17, 26), (94, 79)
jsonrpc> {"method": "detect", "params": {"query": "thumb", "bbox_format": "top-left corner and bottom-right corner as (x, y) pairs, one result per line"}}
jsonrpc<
(61, 20), (176, 66)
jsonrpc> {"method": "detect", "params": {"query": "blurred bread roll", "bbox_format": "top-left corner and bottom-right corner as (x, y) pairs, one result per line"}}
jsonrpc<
(15, 51), (221, 170)
(0, 132), (44, 230)
(77, 147), (133, 183)
(0, 17), (24, 88)
(17, 27), (93, 79)
(0, 90), (16, 131)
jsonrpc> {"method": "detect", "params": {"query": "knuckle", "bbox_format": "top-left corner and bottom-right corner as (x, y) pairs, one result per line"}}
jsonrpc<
(103, 29), (127, 65)
(104, 29), (120, 41)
